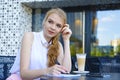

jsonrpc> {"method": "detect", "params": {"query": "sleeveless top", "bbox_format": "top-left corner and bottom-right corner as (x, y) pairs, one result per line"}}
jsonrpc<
(10, 31), (51, 80)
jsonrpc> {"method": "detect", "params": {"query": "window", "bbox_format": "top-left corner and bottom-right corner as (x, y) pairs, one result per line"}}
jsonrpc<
(91, 10), (120, 57)
(67, 12), (84, 56)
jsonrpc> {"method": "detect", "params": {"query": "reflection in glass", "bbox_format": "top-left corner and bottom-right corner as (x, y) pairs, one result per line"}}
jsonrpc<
(67, 12), (83, 56)
(91, 10), (120, 57)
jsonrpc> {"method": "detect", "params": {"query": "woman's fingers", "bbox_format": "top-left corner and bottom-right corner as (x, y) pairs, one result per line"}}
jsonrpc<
(62, 24), (69, 31)
(61, 24), (72, 40)
(52, 69), (61, 75)
(61, 24), (71, 35)
(49, 65), (68, 75)
(64, 24), (70, 28)
(56, 65), (68, 73)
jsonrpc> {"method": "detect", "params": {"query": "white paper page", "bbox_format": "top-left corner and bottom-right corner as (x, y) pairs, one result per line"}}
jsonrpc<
(46, 74), (81, 78)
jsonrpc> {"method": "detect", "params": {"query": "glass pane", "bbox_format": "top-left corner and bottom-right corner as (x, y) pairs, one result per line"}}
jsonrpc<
(91, 10), (120, 57)
(67, 12), (83, 56)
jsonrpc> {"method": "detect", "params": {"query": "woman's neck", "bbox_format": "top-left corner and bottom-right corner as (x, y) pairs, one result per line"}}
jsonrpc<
(43, 32), (52, 43)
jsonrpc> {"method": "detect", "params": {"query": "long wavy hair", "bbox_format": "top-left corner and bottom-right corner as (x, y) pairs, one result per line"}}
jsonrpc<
(42, 8), (67, 67)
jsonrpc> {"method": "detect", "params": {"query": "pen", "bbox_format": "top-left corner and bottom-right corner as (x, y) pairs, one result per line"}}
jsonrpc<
(55, 60), (60, 65)
(55, 61), (69, 74)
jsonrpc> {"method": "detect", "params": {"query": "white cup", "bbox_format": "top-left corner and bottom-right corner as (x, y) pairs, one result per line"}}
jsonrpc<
(76, 53), (86, 71)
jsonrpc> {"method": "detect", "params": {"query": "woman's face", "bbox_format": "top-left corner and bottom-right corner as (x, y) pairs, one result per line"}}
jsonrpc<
(43, 13), (64, 40)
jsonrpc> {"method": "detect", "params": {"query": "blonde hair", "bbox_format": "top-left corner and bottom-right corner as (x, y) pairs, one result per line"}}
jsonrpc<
(42, 8), (67, 67)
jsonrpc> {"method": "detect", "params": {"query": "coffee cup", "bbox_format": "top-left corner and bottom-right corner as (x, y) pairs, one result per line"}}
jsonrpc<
(76, 53), (86, 71)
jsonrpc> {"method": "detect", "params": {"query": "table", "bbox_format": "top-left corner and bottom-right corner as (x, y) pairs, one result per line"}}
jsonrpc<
(92, 62), (120, 72)
(40, 73), (120, 80)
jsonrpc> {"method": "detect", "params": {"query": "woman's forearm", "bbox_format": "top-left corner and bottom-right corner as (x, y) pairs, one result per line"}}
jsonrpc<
(20, 68), (48, 80)
(62, 40), (71, 72)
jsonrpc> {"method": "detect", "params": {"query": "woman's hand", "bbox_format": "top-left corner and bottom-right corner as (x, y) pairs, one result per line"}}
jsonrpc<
(61, 24), (72, 41)
(47, 64), (68, 75)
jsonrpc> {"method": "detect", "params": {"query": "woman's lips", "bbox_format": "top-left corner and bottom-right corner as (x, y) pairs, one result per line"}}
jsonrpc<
(48, 30), (55, 35)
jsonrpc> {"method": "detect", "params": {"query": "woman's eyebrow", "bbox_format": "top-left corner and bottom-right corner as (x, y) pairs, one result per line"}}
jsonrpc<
(48, 18), (63, 27)
(48, 18), (53, 21)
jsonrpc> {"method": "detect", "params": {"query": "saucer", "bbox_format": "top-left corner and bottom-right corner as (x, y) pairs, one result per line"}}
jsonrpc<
(73, 71), (89, 74)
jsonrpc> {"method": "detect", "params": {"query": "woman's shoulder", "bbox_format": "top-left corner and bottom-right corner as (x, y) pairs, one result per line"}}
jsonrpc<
(24, 32), (33, 34)
(22, 32), (34, 42)
(23, 32), (34, 38)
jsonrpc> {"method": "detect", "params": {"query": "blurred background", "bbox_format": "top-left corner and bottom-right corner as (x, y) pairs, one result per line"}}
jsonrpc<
(0, 0), (120, 79)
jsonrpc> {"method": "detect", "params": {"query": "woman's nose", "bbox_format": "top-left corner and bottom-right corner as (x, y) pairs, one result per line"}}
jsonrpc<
(51, 24), (56, 30)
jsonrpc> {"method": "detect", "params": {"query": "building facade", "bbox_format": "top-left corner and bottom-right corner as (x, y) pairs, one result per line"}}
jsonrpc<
(0, 0), (86, 56)
(0, 0), (120, 57)
(0, 0), (34, 56)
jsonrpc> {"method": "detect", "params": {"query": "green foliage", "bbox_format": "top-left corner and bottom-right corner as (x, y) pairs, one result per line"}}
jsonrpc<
(70, 36), (83, 56)
(109, 49), (114, 57)
(70, 44), (83, 56)
(91, 47), (102, 57)
(116, 45), (120, 55)
(70, 44), (76, 56)
(91, 46), (114, 57)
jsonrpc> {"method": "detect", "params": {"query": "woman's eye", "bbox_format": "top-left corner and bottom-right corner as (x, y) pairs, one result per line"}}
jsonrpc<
(48, 20), (53, 24)
(57, 24), (62, 28)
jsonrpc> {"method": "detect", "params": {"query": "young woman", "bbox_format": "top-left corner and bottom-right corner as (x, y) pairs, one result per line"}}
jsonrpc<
(7, 8), (72, 80)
